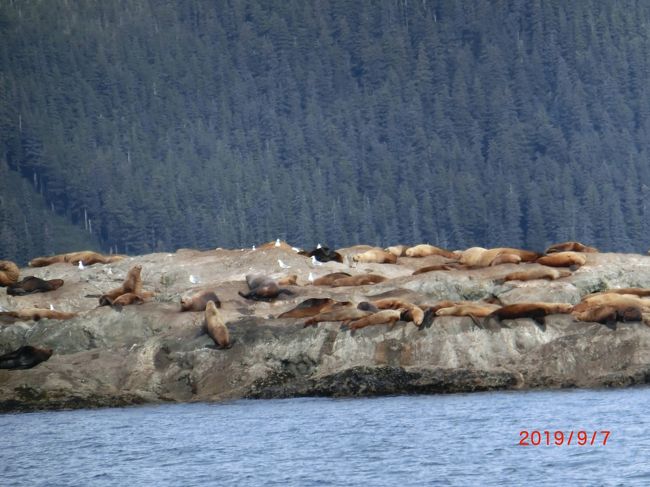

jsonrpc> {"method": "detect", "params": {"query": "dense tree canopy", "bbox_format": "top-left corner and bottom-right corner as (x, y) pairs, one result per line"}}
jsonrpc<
(2, 0), (650, 263)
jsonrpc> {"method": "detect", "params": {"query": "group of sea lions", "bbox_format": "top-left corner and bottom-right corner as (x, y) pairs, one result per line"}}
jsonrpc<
(0, 239), (648, 371)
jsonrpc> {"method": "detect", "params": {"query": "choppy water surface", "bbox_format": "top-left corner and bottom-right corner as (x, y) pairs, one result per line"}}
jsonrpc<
(2, 387), (650, 486)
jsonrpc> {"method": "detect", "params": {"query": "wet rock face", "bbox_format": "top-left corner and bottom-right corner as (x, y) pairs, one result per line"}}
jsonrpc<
(2, 249), (650, 412)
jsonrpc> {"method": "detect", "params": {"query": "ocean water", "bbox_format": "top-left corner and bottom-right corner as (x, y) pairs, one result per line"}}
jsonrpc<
(1, 387), (649, 486)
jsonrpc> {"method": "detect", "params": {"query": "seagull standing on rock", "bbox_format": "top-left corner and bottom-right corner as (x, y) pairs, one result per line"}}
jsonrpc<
(189, 275), (200, 284)
(49, 304), (55, 311)
(278, 259), (291, 269)
(310, 256), (323, 267)
(308, 272), (315, 283)
(275, 239), (281, 247)
(78, 261), (85, 270)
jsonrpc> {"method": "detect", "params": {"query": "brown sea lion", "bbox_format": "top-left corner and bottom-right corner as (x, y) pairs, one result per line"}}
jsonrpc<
(351, 248), (398, 264)
(277, 298), (340, 319)
(545, 241), (599, 254)
(573, 304), (643, 324)
(204, 300), (231, 349)
(346, 310), (402, 331)
(238, 274), (294, 301)
(0, 345), (53, 370)
(312, 272), (352, 286)
(486, 302), (573, 326)
(460, 247), (538, 267)
(29, 251), (125, 267)
(405, 244), (458, 259)
(277, 274), (298, 286)
(7, 277), (64, 296)
(28, 255), (66, 267)
(371, 298), (425, 326)
(303, 308), (371, 327)
(111, 292), (145, 308)
(572, 294), (650, 313)
(584, 288), (650, 298)
(330, 274), (387, 287)
(0, 260), (20, 287)
(181, 291), (222, 312)
(385, 245), (409, 257)
(412, 264), (461, 275)
(536, 252), (587, 269)
(99, 265), (143, 305)
(0, 308), (77, 323)
(498, 267), (572, 283)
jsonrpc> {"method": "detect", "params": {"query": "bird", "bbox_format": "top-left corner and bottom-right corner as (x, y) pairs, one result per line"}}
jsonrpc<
(106, 267), (113, 275)
(275, 239), (281, 247)
(292, 247), (300, 253)
(78, 261), (85, 270)
(316, 243), (322, 249)
(0, 305), (7, 312)
(310, 256), (323, 267)
(49, 304), (55, 311)
(189, 275), (199, 284)
(308, 272), (315, 283)
(252, 245), (256, 250)
(278, 259), (291, 269)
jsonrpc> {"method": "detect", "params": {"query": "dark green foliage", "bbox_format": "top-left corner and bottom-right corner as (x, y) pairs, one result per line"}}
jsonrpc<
(1, 0), (649, 262)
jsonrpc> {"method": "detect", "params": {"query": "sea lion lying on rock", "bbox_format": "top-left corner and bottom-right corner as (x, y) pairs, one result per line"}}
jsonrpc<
(330, 274), (387, 287)
(536, 251), (587, 269)
(312, 272), (351, 286)
(0, 308), (77, 323)
(351, 248), (397, 264)
(545, 241), (599, 254)
(7, 276), (64, 296)
(405, 244), (457, 259)
(0, 345), (53, 369)
(346, 310), (402, 331)
(0, 260), (20, 287)
(238, 274), (294, 302)
(181, 291), (222, 311)
(277, 298), (341, 319)
(29, 251), (125, 267)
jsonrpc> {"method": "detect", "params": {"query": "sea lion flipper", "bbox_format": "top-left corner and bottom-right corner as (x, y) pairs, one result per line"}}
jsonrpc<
(422, 309), (435, 329)
(469, 314), (483, 329)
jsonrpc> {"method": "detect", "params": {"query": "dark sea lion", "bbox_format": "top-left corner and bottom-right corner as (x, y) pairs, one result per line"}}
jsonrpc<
(485, 302), (573, 327)
(545, 241), (599, 254)
(238, 274), (294, 301)
(300, 246), (344, 263)
(357, 301), (380, 313)
(371, 298), (425, 326)
(412, 264), (460, 275)
(7, 276), (64, 296)
(181, 291), (222, 312)
(303, 307), (370, 327)
(0, 345), (53, 370)
(204, 300), (231, 349)
(277, 298), (338, 318)
(0, 260), (20, 287)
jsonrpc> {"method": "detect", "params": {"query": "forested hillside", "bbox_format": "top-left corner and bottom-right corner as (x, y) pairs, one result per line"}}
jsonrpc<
(2, 0), (650, 263)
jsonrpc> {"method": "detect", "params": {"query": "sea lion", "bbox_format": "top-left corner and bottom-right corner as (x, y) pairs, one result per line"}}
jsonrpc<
(330, 274), (387, 287)
(497, 267), (572, 283)
(0, 308), (77, 323)
(351, 248), (397, 264)
(404, 244), (457, 259)
(435, 303), (501, 317)
(277, 298), (340, 318)
(300, 246), (344, 263)
(204, 300), (230, 349)
(536, 252), (587, 269)
(460, 247), (538, 267)
(371, 298), (425, 326)
(572, 293), (650, 313)
(111, 292), (145, 309)
(277, 274), (298, 286)
(346, 310), (402, 331)
(238, 274), (294, 301)
(0, 260), (20, 287)
(181, 291), (222, 312)
(0, 345), (53, 369)
(357, 301), (380, 313)
(573, 304), (643, 324)
(412, 264), (461, 275)
(99, 265), (143, 305)
(583, 288), (650, 298)
(385, 245), (408, 257)
(312, 272), (352, 286)
(6, 277), (64, 296)
(29, 251), (125, 267)
(485, 302), (573, 326)
(545, 241), (599, 254)
(303, 308), (371, 327)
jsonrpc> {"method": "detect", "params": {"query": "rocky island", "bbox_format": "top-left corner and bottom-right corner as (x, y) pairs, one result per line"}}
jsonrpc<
(2, 243), (650, 413)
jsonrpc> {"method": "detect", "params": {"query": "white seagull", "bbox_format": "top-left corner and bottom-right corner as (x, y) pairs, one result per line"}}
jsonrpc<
(292, 247), (300, 253)
(275, 238), (281, 247)
(310, 256), (323, 267)
(78, 260), (85, 270)
(316, 243), (322, 249)
(252, 245), (256, 250)
(189, 275), (200, 284)
(106, 267), (113, 275)
(49, 304), (55, 311)
(308, 272), (315, 283)
(278, 259), (291, 269)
